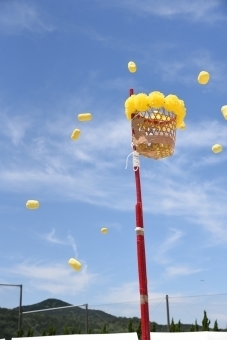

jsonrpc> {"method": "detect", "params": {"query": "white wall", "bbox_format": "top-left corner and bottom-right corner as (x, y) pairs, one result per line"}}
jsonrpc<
(11, 332), (227, 340)
(12, 333), (138, 340)
(149, 332), (227, 340)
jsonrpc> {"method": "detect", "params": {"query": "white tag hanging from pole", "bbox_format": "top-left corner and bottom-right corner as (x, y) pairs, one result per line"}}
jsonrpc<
(133, 150), (140, 171)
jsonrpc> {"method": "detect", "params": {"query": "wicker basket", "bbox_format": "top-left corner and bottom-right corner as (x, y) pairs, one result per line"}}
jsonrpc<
(131, 108), (176, 160)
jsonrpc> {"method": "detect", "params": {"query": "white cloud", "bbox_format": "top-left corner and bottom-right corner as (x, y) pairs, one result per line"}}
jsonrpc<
(0, 1), (55, 34)
(74, 26), (139, 54)
(141, 171), (227, 244)
(209, 312), (227, 324)
(91, 281), (227, 328)
(164, 265), (202, 278)
(153, 50), (227, 91)
(0, 284), (21, 307)
(92, 281), (166, 318)
(98, 0), (226, 23)
(39, 230), (79, 258)
(43, 229), (67, 245)
(0, 97), (227, 245)
(153, 229), (184, 265)
(67, 234), (78, 259)
(168, 294), (227, 328)
(0, 110), (32, 145)
(4, 259), (98, 295)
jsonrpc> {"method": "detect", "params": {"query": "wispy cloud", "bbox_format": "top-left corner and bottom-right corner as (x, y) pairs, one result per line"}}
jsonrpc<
(0, 110), (32, 146)
(40, 229), (79, 258)
(153, 50), (227, 91)
(43, 229), (67, 245)
(0, 1), (55, 35)
(92, 281), (166, 318)
(67, 234), (78, 259)
(0, 95), (227, 245)
(153, 229), (184, 265)
(164, 265), (203, 278)
(3, 259), (98, 295)
(175, 125), (227, 158)
(76, 25), (177, 62)
(98, 0), (226, 23)
(74, 26), (139, 54)
(167, 294), (227, 328)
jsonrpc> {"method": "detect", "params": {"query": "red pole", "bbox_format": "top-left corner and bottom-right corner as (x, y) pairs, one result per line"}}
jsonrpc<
(130, 88), (151, 340)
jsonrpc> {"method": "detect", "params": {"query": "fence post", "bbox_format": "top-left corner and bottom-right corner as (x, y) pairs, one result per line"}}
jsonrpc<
(85, 304), (88, 333)
(166, 295), (170, 332)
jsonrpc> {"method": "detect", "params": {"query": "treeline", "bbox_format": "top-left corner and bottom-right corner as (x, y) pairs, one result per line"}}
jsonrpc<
(16, 310), (223, 339)
(168, 310), (219, 333)
(17, 323), (140, 338)
(17, 320), (143, 338)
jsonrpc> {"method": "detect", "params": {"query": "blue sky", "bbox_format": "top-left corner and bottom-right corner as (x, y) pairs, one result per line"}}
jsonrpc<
(0, 0), (227, 329)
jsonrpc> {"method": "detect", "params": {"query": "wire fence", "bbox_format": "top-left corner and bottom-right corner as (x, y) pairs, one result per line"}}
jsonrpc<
(22, 304), (87, 337)
(168, 293), (227, 330)
(1, 291), (227, 339)
(0, 285), (21, 340)
(21, 294), (227, 334)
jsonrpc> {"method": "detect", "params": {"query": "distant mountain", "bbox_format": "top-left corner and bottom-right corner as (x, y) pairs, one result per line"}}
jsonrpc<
(19, 298), (72, 312)
(0, 298), (158, 339)
(0, 298), (226, 340)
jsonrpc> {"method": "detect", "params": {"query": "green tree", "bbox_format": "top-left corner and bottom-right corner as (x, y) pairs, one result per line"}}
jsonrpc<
(42, 330), (46, 336)
(190, 324), (195, 332)
(151, 323), (156, 332)
(26, 327), (34, 337)
(213, 320), (219, 331)
(48, 323), (56, 335)
(136, 320), (141, 340)
(78, 327), (81, 334)
(170, 318), (176, 332)
(101, 323), (108, 334)
(202, 311), (210, 331)
(64, 326), (69, 335)
(175, 320), (182, 332)
(88, 328), (92, 334)
(17, 328), (24, 337)
(71, 326), (75, 334)
(195, 319), (199, 331)
(128, 318), (134, 332)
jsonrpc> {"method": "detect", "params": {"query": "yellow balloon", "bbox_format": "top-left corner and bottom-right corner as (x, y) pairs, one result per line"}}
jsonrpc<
(198, 71), (210, 85)
(212, 144), (223, 153)
(101, 227), (108, 234)
(68, 258), (82, 271)
(26, 200), (39, 209)
(71, 129), (80, 140)
(78, 113), (92, 122)
(128, 61), (137, 73)
(221, 105), (227, 120)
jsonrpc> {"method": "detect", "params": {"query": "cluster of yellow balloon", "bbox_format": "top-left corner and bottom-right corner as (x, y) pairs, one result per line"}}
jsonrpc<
(128, 62), (186, 131)
(71, 113), (92, 140)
